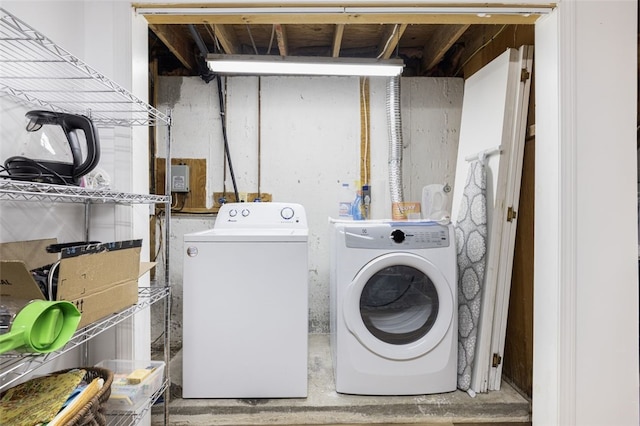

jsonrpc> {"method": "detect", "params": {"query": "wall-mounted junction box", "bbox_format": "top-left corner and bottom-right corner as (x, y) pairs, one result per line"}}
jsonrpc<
(171, 165), (190, 193)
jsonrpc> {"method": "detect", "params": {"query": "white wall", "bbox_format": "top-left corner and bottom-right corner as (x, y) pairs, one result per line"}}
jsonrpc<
(156, 76), (463, 341)
(0, 4), (88, 249)
(534, 1), (639, 425)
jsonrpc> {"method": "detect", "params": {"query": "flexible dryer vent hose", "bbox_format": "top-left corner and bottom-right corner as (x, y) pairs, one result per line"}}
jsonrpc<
(387, 75), (404, 205)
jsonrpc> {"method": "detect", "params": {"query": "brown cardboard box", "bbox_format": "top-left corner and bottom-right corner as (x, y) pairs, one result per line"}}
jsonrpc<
(0, 239), (155, 328)
(391, 202), (422, 220)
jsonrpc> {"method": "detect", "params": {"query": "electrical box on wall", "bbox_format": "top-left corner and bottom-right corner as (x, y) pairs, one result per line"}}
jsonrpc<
(171, 165), (190, 193)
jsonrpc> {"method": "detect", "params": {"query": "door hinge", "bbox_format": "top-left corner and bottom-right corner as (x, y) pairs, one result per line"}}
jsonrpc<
(492, 353), (502, 368)
(521, 68), (530, 82)
(507, 206), (517, 222)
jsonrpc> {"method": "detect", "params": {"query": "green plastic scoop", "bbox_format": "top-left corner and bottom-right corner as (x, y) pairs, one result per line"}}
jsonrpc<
(0, 300), (81, 354)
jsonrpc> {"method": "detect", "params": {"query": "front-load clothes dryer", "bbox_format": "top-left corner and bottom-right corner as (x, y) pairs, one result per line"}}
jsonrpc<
(330, 220), (457, 395)
(183, 202), (308, 398)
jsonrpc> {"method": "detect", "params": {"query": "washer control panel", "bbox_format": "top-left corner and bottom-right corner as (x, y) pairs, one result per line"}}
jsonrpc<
(215, 202), (307, 229)
(344, 222), (450, 249)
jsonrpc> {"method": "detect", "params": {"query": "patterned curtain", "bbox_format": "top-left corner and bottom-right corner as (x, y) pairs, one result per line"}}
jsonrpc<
(454, 160), (488, 392)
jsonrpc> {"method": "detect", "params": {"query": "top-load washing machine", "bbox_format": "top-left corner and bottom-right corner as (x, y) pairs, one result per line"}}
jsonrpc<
(182, 202), (308, 398)
(330, 220), (457, 395)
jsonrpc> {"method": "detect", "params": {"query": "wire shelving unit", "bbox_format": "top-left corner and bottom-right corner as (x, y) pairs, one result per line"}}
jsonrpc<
(0, 7), (172, 426)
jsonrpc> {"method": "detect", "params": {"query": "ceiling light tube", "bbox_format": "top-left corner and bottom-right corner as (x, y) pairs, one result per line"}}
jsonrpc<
(206, 55), (405, 77)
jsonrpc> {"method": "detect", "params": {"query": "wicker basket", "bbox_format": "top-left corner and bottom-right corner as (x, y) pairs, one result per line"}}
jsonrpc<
(57, 367), (114, 426)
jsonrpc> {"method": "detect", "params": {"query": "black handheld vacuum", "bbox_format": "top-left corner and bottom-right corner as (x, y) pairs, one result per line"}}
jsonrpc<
(3, 110), (100, 186)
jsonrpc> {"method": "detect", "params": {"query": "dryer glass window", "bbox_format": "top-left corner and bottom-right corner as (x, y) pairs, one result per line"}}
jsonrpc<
(359, 265), (439, 345)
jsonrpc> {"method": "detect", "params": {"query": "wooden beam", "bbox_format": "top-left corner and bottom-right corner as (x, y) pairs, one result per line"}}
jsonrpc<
(421, 24), (470, 72)
(332, 23), (345, 57)
(459, 24), (534, 77)
(377, 23), (408, 60)
(275, 24), (289, 56)
(211, 24), (241, 54)
(140, 13), (542, 26)
(149, 23), (197, 70)
(359, 77), (371, 188)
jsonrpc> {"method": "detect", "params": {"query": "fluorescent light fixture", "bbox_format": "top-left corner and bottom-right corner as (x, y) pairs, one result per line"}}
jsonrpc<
(206, 54), (405, 77)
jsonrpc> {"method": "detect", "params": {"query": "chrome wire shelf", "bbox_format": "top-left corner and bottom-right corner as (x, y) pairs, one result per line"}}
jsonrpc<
(0, 8), (170, 127)
(106, 380), (168, 426)
(0, 8), (173, 424)
(0, 286), (170, 393)
(0, 180), (170, 204)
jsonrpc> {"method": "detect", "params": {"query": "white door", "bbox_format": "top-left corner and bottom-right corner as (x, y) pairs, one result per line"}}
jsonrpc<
(450, 46), (533, 393)
(488, 45), (533, 391)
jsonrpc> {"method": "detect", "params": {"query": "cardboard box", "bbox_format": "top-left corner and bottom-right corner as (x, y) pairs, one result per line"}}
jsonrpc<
(392, 202), (422, 220)
(0, 239), (155, 328)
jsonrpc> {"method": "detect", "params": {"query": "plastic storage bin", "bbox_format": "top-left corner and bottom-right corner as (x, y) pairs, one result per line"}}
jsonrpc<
(95, 359), (165, 412)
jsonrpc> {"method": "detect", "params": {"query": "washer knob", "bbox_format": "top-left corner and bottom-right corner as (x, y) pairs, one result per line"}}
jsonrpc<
(390, 229), (405, 243)
(242, 209), (250, 217)
(228, 209), (238, 217)
(281, 207), (295, 220)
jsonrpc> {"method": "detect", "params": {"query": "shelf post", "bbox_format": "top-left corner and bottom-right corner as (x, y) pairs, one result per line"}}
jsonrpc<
(163, 110), (172, 424)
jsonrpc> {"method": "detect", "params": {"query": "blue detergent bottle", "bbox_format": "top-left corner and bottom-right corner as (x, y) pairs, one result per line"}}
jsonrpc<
(338, 182), (353, 219)
(351, 190), (364, 220)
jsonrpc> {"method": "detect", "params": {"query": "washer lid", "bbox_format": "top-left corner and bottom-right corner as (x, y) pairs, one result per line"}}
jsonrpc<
(184, 228), (308, 242)
(343, 252), (454, 360)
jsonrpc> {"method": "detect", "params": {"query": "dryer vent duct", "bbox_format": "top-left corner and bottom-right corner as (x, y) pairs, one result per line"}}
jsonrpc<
(387, 75), (404, 207)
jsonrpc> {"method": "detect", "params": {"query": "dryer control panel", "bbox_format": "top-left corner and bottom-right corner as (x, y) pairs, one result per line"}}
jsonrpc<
(344, 222), (450, 249)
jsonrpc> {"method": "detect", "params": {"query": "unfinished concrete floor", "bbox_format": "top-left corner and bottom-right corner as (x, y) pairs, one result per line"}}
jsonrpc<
(152, 334), (530, 425)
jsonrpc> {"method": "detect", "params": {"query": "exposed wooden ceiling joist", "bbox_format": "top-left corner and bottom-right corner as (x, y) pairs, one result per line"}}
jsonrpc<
(211, 23), (241, 54)
(140, 3), (547, 78)
(275, 24), (289, 56)
(140, 13), (542, 26)
(148, 23), (197, 70)
(422, 24), (470, 72)
(332, 23), (345, 57)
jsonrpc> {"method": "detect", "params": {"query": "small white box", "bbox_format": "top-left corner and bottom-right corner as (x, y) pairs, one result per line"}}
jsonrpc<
(96, 359), (165, 412)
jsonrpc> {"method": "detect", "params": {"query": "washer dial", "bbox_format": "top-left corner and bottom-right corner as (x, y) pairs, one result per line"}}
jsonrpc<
(281, 207), (295, 220)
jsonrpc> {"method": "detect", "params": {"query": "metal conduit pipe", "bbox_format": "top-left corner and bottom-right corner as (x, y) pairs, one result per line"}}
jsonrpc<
(387, 75), (404, 206)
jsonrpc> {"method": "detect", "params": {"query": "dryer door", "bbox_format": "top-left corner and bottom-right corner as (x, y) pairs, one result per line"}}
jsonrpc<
(343, 252), (454, 360)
